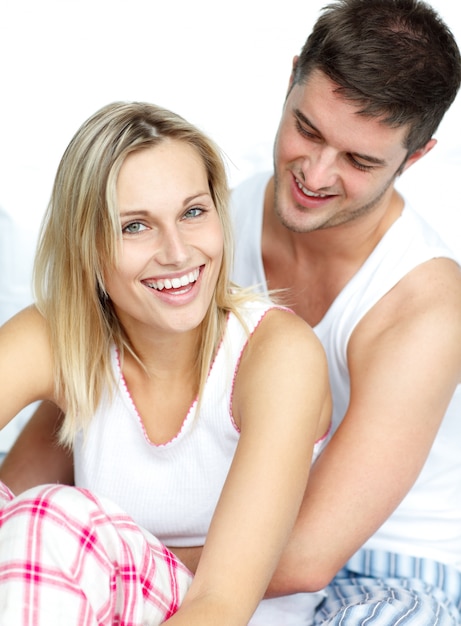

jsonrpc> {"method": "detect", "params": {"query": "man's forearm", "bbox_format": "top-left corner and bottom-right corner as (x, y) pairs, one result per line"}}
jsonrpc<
(168, 546), (203, 574)
(0, 402), (73, 494)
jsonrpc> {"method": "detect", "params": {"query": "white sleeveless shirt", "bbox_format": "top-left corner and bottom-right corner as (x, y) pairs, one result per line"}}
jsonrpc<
(74, 298), (329, 624)
(74, 299), (328, 545)
(231, 171), (461, 572)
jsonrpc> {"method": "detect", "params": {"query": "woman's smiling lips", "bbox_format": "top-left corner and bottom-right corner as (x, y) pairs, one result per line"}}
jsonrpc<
(142, 267), (201, 295)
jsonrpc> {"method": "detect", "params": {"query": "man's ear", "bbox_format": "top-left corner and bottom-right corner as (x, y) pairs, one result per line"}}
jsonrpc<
(288, 55), (300, 91)
(401, 138), (437, 174)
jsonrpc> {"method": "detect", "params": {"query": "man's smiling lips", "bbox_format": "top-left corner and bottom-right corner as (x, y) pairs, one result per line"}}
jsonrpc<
(291, 174), (337, 209)
(142, 267), (201, 293)
(295, 177), (329, 199)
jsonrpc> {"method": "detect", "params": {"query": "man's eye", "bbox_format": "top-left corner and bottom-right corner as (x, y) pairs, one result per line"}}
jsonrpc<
(295, 120), (318, 140)
(349, 156), (374, 172)
(123, 222), (147, 234)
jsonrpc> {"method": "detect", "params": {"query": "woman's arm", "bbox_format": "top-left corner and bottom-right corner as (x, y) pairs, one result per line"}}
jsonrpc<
(0, 307), (61, 492)
(165, 309), (331, 625)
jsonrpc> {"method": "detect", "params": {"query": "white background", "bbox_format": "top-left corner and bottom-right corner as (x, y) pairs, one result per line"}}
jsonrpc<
(0, 0), (460, 449)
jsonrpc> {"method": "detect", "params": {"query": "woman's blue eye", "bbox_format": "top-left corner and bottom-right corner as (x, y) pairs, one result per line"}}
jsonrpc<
(184, 207), (204, 219)
(123, 222), (147, 234)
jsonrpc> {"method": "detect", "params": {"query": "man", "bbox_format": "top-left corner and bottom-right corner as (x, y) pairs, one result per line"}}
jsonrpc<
(1, 0), (461, 623)
(226, 1), (461, 622)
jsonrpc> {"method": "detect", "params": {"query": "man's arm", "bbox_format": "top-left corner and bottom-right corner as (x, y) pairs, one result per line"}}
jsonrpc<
(171, 261), (461, 584)
(0, 401), (74, 494)
(266, 258), (461, 594)
(3, 260), (461, 591)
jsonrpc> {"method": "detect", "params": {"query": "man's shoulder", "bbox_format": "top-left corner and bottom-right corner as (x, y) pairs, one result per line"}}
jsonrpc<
(370, 204), (460, 280)
(399, 204), (459, 262)
(230, 171), (272, 215)
(229, 173), (271, 289)
(403, 255), (461, 307)
(325, 204), (461, 347)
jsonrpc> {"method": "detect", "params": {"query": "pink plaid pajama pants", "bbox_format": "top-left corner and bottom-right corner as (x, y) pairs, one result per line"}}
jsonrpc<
(0, 481), (193, 625)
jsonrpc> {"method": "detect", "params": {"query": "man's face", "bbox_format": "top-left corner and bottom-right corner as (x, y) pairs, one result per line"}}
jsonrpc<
(272, 69), (412, 233)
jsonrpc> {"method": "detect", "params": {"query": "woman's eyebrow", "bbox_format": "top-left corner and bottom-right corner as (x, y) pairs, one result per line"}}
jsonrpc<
(119, 193), (212, 217)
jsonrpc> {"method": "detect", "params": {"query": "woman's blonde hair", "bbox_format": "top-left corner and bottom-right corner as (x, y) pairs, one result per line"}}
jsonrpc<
(34, 101), (256, 446)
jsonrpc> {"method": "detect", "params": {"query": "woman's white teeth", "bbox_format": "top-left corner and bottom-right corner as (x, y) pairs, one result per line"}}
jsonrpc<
(297, 181), (327, 198)
(148, 268), (199, 291)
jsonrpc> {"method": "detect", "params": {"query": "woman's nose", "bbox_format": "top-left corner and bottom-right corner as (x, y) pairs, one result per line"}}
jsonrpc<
(154, 226), (190, 266)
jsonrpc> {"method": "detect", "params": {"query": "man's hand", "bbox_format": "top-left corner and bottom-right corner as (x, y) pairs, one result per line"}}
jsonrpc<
(168, 546), (203, 574)
(0, 401), (73, 494)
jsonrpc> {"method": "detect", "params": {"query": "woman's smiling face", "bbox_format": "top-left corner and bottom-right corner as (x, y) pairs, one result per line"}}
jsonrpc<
(104, 139), (224, 339)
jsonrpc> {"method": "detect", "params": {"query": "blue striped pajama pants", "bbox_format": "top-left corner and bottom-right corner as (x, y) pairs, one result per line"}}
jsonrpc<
(313, 550), (461, 625)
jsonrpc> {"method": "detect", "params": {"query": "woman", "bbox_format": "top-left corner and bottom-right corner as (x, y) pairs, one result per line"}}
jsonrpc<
(0, 102), (331, 625)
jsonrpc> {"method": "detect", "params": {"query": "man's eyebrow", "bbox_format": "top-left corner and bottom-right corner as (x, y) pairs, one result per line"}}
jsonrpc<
(352, 151), (387, 167)
(294, 108), (388, 167)
(294, 109), (321, 134)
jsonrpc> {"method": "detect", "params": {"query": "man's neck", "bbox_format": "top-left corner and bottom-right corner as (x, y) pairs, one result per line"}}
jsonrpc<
(261, 178), (404, 326)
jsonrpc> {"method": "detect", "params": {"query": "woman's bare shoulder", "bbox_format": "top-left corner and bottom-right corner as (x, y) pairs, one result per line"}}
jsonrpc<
(1, 304), (48, 337)
(253, 306), (323, 354)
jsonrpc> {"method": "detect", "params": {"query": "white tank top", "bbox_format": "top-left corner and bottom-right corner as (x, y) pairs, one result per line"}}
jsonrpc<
(74, 298), (330, 624)
(231, 171), (461, 572)
(74, 299), (328, 546)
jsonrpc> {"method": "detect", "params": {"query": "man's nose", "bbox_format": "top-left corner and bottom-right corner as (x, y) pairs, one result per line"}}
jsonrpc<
(304, 146), (338, 191)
